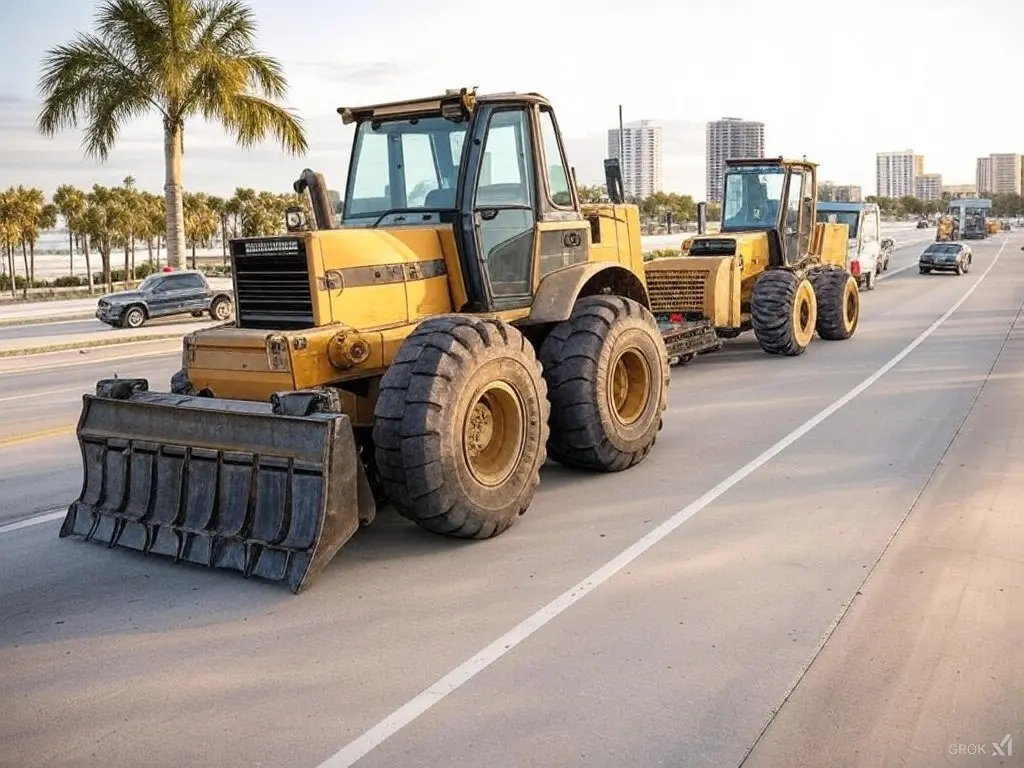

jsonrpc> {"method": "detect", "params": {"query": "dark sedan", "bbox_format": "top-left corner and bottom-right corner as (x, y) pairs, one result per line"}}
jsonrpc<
(96, 269), (234, 328)
(919, 242), (972, 276)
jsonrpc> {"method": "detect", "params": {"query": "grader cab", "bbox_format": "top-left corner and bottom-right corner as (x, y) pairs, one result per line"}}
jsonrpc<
(61, 87), (719, 593)
(644, 157), (860, 356)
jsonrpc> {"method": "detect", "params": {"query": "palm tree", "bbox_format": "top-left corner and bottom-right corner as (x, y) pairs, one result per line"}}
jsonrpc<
(36, 0), (308, 269)
(0, 189), (21, 298)
(53, 184), (87, 275)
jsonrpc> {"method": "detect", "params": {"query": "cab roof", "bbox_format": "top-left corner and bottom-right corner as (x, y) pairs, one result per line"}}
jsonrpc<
(337, 88), (554, 125)
(816, 201), (876, 211)
(725, 156), (819, 169)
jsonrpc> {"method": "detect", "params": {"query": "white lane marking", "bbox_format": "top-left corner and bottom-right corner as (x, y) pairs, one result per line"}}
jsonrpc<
(316, 236), (1009, 767)
(0, 386), (86, 404)
(0, 509), (66, 535)
(0, 346), (180, 376)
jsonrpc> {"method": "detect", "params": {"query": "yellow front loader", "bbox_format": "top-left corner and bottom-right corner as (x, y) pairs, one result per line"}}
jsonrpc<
(62, 88), (718, 593)
(644, 157), (860, 356)
(936, 214), (959, 241)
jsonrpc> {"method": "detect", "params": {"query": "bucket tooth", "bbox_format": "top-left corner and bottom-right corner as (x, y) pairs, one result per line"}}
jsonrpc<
(61, 380), (376, 593)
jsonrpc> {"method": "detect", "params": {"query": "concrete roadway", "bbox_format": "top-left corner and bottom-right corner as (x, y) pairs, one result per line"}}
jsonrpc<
(1, 233), (1021, 767)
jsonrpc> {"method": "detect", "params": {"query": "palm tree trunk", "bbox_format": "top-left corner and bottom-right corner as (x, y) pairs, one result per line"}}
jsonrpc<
(68, 230), (74, 275)
(164, 122), (186, 269)
(20, 241), (29, 299)
(6, 246), (14, 299)
(84, 235), (94, 294)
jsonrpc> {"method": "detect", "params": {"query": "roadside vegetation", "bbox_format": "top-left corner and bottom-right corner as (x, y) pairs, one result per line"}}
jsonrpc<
(0, 180), (311, 297)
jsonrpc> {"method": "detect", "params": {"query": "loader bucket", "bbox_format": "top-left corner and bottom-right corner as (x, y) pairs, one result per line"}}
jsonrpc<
(60, 379), (376, 594)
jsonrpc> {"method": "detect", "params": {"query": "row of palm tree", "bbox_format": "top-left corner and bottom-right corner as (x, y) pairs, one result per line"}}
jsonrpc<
(0, 178), (311, 298)
(0, 188), (58, 298)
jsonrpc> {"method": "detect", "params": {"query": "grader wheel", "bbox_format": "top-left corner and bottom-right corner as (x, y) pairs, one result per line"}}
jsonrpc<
(809, 266), (860, 341)
(372, 315), (549, 538)
(750, 270), (817, 356)
(538, 295), (669, 472)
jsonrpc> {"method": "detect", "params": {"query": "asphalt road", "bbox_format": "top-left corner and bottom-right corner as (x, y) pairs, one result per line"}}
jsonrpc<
(1, 233), (1021, 768)
(0, 314), (215, 342)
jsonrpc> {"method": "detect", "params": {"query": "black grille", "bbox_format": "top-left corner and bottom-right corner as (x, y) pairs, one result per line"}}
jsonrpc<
(689, 238), (736, 256)
(231, 237), (314, 330)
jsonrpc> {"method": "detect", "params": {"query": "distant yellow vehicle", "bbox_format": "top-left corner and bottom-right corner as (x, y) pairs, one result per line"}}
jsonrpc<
(936, 215), (959, 241)
(987, 219), (1000, 235)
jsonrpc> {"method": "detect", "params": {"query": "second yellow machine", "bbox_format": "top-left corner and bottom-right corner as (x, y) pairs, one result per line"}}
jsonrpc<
(60, 88), (859, 592)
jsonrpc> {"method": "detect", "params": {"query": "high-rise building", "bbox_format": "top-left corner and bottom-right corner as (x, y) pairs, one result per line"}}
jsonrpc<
(705, 117), (765, 202)
(915, 173), (943, 201)
(875, 150), (922, 198)
(988, 154), (1022, 194)
(976, 157), (992, 193)
(607, 120), (663, 199)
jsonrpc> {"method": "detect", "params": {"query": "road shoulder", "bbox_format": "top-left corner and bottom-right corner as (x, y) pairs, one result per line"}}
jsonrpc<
(743, 299), (1024, 767)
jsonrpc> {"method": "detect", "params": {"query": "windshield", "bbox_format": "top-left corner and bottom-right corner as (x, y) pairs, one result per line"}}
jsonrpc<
(926, 244), (961, 255)
(817, 210), (860, 239)
(722, 166), (785, 230)
(138, 274), (163, 292)
(342, 116), (469, 224)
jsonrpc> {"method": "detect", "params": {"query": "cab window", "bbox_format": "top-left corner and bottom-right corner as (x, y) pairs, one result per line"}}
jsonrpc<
(538, 107), (572, 207)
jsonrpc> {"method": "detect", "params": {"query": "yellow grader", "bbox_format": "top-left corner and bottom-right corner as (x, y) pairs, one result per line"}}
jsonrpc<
(60, 89), (859, 593)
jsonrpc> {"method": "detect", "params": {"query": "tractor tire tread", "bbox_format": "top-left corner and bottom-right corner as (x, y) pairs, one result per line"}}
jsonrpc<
(750, 269), (810, 356)
(538, 294), (669, 472)
(372, 314), (549, 539)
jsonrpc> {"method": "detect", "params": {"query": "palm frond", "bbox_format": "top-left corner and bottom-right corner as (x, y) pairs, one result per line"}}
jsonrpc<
(37, 31), (164, 145)
(215, 93), (308, 156)
(95, 0), (167, 70)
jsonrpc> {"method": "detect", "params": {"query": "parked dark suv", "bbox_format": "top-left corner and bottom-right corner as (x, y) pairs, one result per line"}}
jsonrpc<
(95, 270), (234, 328)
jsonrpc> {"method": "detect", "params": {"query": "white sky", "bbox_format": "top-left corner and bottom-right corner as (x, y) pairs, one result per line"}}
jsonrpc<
(0, 0), (1020, 200)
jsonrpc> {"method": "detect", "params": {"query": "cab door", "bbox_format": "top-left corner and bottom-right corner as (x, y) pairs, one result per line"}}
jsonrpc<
(860, 209), (880, 274)
(532, 104), (590, 281)
(472, 107), (538, 310)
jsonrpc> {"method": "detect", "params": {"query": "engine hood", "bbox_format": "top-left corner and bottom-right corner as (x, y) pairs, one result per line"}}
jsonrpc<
(99, 290), (145, 304)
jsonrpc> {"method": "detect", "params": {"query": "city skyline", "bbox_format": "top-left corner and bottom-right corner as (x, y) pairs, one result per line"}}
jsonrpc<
(0, 0), (1018, 200)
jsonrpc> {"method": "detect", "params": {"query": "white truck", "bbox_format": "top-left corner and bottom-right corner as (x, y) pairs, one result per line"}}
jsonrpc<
(815, 201), (887, 290)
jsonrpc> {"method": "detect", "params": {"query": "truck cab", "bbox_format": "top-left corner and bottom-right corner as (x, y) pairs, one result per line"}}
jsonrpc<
(816, 201), (882, 290)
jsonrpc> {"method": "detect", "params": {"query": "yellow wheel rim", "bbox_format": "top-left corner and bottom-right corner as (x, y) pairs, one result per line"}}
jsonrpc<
(463, 381), (527, 487)
(792, 279), (816, 347)
(843, 276), (860, 333)
(608, 348), (652, 426)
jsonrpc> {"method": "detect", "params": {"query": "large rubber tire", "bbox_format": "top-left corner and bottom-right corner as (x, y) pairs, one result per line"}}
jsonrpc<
(538, 295), (669, 472)
(372, 315), (549, 538)
(750, 270), (817, 356)
(809, 265), (859, 341)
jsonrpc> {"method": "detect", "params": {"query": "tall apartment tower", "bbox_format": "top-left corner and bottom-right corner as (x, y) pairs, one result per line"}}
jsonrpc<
(988, 154), (1022, 194)
(875, 150), (923, 198)
(705, 117), (765, 202)
(606, 120), (663, 199)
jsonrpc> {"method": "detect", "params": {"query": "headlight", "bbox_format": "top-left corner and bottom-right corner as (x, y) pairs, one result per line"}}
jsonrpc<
(265, 334), (291, 372)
